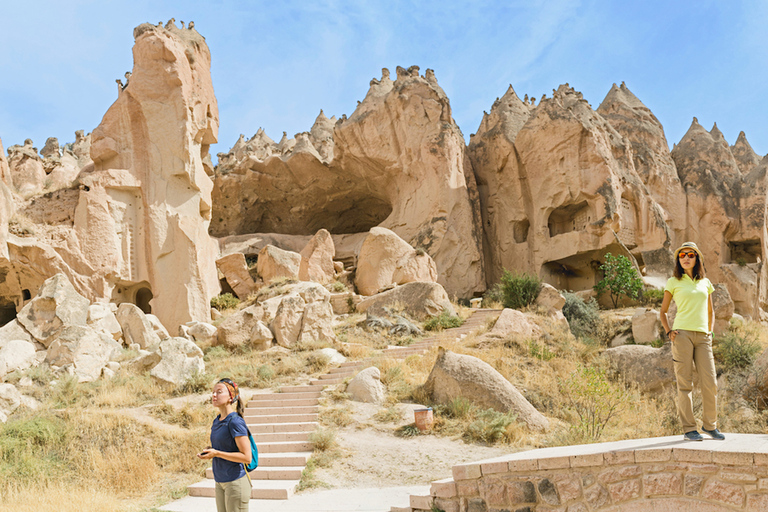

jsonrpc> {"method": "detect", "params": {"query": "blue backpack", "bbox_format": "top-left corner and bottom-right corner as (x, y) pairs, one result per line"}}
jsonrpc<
(244, 426), (259, 472)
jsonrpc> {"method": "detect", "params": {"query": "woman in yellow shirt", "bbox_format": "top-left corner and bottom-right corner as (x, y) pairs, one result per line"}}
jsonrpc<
(660, 242), (724, 441)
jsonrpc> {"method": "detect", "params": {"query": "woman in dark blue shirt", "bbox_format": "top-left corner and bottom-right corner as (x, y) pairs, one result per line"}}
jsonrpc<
(198, 378), (251, 511)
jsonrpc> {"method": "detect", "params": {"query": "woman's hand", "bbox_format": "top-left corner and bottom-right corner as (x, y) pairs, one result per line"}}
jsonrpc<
(198, 448), (216, 460)
(669, 330), (678, 342)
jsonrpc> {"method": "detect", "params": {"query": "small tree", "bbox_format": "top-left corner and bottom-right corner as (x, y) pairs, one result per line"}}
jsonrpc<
(593, 253), (642, 308)
(499, 269), (542, 310)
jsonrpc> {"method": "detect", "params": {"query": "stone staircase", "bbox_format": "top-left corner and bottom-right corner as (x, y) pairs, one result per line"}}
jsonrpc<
(186, 308), (501, 501)
(381, 308), (501, 359)
(187, 360), (364, 499)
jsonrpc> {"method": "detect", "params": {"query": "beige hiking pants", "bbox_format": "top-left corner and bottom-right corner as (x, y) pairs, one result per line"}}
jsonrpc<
(215, 474), (250, 512)
(671, 330), (718, 432)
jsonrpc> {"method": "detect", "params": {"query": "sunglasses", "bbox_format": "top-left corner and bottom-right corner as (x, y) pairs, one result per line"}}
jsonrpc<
(678, 251), (697, 259)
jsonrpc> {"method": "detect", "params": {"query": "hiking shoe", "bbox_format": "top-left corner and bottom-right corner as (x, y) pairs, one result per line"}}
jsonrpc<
(702, 428), (725, 440)
(684, 431), (704, 441)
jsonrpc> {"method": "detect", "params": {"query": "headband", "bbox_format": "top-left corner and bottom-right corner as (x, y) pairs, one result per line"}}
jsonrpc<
(218, 378), (239, 404)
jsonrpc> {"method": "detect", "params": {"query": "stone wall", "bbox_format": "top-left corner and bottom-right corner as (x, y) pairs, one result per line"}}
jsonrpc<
(405, 435), (768, 512)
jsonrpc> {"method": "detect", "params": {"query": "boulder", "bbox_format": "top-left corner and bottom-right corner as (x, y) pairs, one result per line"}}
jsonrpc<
(299, 229), (336, 284)
(216, 252), (258, 299)
(45, 325), (122, 382)
(87, 303), (122, 340)
(316, 348), (346, 365)
(423, 348), (549, 431)
(356, 227), (437, 295)
(535, 283), (566, 311)
(631, 308), (661, 344)
(149, 337), (205, 386)
(269, 282), (336, 348)
(250, 321), (274, 351)
(146, 314), (171, 340)
(116, 303), (161, 349)
(0, 319), (34, 345)
(183, 321), (217, 345)
(0, 339), (37, 380)
(346, 367), (386, 404)
(0, 383), (22, 423)
(214, 305), (266, 349)
(298, 301), (336, 345)
(356, 282), (455, 320)
(271, 295), (306, 348)
(603, 343), (675, 393)
(16, 273), (90, 347)
(257, 245), (301, 282)
(712, 284), (734, 335)
(122, 350), (162, 373)
(480, 309), (540, 340)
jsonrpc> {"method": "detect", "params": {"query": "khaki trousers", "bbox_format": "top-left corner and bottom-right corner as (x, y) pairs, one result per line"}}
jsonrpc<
(671, 330), (718, 432)
(215, 474), (250, 512)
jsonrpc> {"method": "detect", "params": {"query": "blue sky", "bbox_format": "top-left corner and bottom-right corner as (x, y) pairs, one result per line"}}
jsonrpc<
(1, 0), (766, 161)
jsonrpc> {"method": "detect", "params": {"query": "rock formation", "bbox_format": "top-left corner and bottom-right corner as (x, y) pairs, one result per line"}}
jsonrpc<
(469, 83), (672, 292)
(210, 66), (485, 298)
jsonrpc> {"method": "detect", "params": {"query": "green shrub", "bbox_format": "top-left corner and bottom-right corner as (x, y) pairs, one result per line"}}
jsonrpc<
(528, 340), (556, 361)
(308, 427), (337, 451)
(593, 253), (642, 308)
(464, 409), (518, 444)
(210, 293), (240, 311)
(642, 288), (665, 307)
(714, 330), (762, 372)
(444, 397), (473, 419)
(424, 311), (464, 331)
(204, 346), (229, 361)
(330, 281), (347, 292)
(562, 291), (601, 339)
(395, 424), (421, 437)
(495, 269), (542, 310)
(176, 370), (212, 395)
(561, 365), (628, 441)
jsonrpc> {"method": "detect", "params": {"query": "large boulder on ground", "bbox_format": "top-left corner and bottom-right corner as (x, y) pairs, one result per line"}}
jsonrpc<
(603, 343), (675, 393)
(45, 325), (122, 382)
(356, 227), (438, 296)
(480, 308), (541, 341)
(16, 273), (90, 347)
(269, 282), (336, 348)
(149, 337), (205, 386)
(422, 348), (549, 431)
(299, 229), (335, 284)
(257, 245), (301, 282)
(535, 283), (566, 311)
(356, 282), (455, 320)
(214, 305), (268, 349)
(712, 284), (734, 335)
(346, 367), (386, 404)
(122, 349), (162, 374)
(216, 253), (258, 299)
(298, 302), (336, 345)
(0, 339), (37, 380)
(116, 303), (161, 349)
(87, 303), (122, 341)
(272, 295), (307, 348)
(146, 314), (171, 340)
(631, 308), (661, 344)
(0, 383), (22, 423)
(182, 321), (217, 346)
(0, 320), (34, 345)
(316, 348), (346, 365)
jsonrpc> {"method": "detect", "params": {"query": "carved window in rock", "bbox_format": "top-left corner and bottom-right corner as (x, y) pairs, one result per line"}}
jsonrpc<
(729, 239), (761, 264)
(513, 219), (530, 243)
(548, 201), (591, 238)
(617, 198), (637, 249)
(135, 287), (153, 314)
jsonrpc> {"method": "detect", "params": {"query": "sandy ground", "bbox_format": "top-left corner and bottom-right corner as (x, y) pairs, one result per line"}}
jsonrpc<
(312, 402), (513, 488)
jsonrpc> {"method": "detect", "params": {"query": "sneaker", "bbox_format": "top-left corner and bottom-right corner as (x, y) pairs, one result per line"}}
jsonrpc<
(684, 431), (704, 441)
(702, 428), (725, 440)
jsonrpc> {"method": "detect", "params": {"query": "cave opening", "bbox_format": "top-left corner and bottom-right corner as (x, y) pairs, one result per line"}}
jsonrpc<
(548, 201), (591, 237)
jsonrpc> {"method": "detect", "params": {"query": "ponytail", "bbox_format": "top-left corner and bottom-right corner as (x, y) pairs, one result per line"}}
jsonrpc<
(235, 395), (245, 417)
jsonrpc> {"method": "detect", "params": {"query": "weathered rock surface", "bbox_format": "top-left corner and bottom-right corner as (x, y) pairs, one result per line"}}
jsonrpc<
(299, 229), (335, 284)
(355, 282), (455, 320)
(214, 305), (267, 349)
(45, 325), (122, 382)
(216, 253), (258, 299)
(631, 308), (661, 344)
(423, 348), (549, 431)
(0, 383), (22, 423)
(712, 284), (734, 335)
(149, 336), (205, 386)
(17, 273), (90, 347)
(210, 67), (484, 298)
(480, 308), (541, 340)
(603, 343), (675, 393)
(182, 321), (217, 346)
(0, 339), (37, 380)
(116, 303), (161, 349)
(257, 245), (301, 282)
(346, 367), (386, 404)
(87, 303), (123, 340)
(356, 227), (437, 296)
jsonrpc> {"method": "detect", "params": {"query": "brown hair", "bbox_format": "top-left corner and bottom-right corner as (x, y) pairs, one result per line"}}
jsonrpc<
(218, 378), (245, 417)
(673, 253), (705, 280)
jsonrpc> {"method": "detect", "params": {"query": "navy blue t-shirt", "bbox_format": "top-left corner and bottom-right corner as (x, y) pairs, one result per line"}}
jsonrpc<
(210, 412), (248, 482)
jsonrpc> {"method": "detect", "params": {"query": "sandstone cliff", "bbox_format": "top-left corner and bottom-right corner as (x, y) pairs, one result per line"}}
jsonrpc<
(210, 66), (484, 297)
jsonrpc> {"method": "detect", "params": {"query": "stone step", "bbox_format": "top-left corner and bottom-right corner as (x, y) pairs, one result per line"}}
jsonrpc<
(258, 440), (314, 453)
(246, 413), (318, 424)
(251, 431), (311, 443)
(339, 361), (365, 368)
(245, 405), (319, 416)
(249, 421), (318, 434)
(319, 372), (353, 380)
(410, 495), (434, 511)
(310, 377), (344, 386)
(279, 384), (325, 393)
(188, 479), (299, 500)
(247, 398), (320, 407)
(257, 451), (313, 467)
(249, 391), (322, 402)
(205, 465), (303, 480)
(330, 365), (361, 374)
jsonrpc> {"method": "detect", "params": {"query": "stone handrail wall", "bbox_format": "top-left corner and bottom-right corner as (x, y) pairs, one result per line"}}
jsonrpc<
(420, 435), (768, 512)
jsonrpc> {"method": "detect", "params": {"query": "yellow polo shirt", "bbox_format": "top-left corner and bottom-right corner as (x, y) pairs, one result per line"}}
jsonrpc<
(665, 275), (714, 333)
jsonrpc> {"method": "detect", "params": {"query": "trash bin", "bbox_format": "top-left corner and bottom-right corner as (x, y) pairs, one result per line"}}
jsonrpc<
(414, 407), (434, 431)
